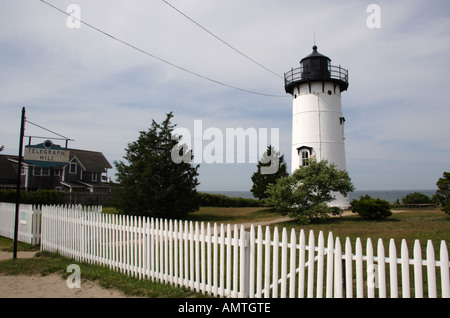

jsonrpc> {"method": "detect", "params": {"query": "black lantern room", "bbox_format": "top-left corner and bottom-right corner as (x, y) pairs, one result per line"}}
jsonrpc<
(284, 45), (349, 94)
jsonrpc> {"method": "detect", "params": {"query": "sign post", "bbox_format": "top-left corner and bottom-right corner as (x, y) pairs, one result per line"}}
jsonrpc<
(12, 108), (72, 259)
(13, 107), (26, 260)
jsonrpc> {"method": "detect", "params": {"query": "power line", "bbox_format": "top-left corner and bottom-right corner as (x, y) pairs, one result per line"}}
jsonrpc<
(39, 0), (286, 98)
(161, 0), (283, 79)
(25, 120), (73, 141)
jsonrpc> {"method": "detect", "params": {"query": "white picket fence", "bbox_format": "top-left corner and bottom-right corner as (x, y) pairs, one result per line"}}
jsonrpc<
(0, 202), (41, 245)
(39, 205), (450, 298)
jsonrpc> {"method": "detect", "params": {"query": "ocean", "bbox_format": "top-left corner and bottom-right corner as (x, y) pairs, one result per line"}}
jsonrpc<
(204, 189), (438, 204)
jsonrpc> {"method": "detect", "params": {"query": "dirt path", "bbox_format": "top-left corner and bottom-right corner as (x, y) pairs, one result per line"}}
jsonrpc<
(0, 251), (132, 298)
(238, 210), (357, 229)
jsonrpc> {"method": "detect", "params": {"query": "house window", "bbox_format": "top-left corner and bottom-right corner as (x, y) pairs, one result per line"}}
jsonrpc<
(92, 172), (98, 182)
(33, 167), (41, 176)
(70, 162), (77, 174)
(54, 169), (61, 177)
(32, 167), (49, 176)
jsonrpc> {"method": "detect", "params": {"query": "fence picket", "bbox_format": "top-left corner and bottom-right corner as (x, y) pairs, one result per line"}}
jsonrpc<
(280, 228), (288, 298)
(206, 223), (212, 294)
(344, 237), (353, 298)
(389, 239), (398, 298)
(378, 239), (387, 298)
(326, 232), (334, 298)
(307, 230), (315, 298)
(367, 238), (375, 298)
(316, 231), (324, 298)
(413, 240), (423, 298)
(355, 238), (363, 298)
(426, 240), (437, 298)
(239, 225), (248, 298)
(232, 224), (239, 298)
(298, 229), (305, 298)
(212, 223), (219, 297)
(401, 239), (410, 298)
(219, 223), (225, 297)
(248, 225), (256, 298)
(225, 224), (232, 297)
(272, 227), (279, 298)
(334, 238), (343, 298)
(264, 226), (271, 298)
(440, 241), (450, 298)
(255, 226), (263, 298)
(289, 229), (297, 298)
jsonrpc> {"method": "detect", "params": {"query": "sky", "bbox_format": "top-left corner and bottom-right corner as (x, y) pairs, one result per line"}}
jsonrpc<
(1, 0), (450, 192)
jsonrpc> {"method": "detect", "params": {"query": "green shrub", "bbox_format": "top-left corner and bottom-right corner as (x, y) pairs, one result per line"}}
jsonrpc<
(351, 195), (392, 220)
(0, 189), (65, 205)
(401, 192), (432, 204)
(198, 192), (261, 207)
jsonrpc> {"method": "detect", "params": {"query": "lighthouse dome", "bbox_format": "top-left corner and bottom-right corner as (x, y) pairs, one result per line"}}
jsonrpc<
(284, 45), (348, 94)
(300, 45), (331, 82)
(300, 45), (331, 63)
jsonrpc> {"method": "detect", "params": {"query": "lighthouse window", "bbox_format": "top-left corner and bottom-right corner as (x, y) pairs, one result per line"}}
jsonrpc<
(300, 149), (310, 167)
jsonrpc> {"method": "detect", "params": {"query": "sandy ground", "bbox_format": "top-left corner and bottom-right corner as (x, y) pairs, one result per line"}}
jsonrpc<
(0, 251), (132, 298)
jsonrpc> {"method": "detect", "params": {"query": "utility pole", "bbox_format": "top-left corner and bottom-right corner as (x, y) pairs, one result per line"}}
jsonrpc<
(13, 107), (26, 260)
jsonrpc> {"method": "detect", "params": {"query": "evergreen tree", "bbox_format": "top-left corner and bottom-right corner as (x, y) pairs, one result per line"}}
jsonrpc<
(113, 112), (199, 218)
(434, 171), (450, 215)
(251, 146), (288, 201)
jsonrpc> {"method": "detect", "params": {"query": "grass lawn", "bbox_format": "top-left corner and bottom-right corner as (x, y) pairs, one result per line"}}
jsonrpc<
(187, 206), (277, 224)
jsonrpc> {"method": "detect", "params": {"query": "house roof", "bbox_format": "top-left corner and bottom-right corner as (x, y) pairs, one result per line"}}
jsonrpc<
(68, 148), (112, 172)
(0, 154), (18, 183)
(0, 148), (112, 173)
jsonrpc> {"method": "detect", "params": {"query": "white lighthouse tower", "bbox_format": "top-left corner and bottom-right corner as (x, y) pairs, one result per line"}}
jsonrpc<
(284, 45), (350, 208)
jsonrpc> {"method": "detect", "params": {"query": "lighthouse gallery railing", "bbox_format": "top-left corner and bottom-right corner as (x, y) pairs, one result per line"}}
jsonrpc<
(284, 65), (349, 87)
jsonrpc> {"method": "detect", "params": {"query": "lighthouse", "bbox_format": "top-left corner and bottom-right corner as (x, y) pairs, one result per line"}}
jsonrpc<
(284, 45), (350, 208)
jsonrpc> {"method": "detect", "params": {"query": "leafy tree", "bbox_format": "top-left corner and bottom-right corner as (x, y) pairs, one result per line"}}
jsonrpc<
(113, 112), (200, 219)
(265, 158), (354, 225)
(434, 171), (450, 215)
(250, 145), (288, 201)
(351, 195), (392, 220)
(401, 192), (432, 204)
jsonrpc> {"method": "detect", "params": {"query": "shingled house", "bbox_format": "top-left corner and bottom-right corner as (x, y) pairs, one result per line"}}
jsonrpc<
(0, 148), (112, 193)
